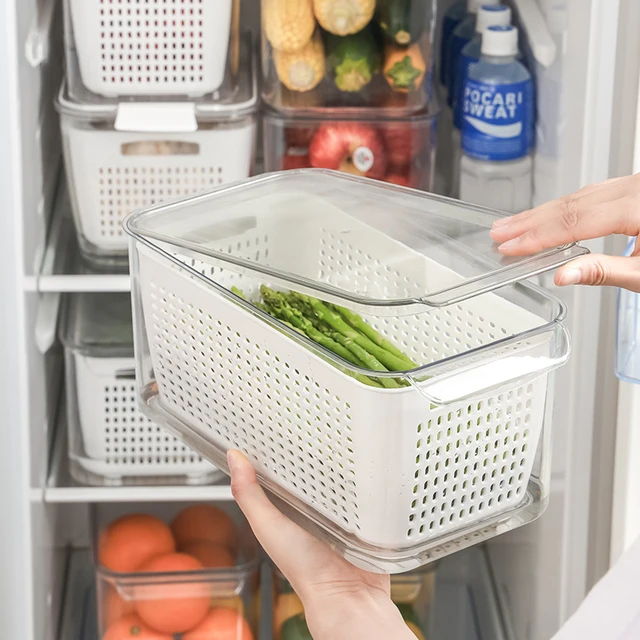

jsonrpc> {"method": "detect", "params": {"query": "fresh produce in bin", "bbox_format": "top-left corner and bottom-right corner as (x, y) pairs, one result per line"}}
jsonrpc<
(326, 28), (381, 92)
(384, 43), (427, 93)
(272, 564), (436, 640)
(309, 123), (388, 179)
(263, 110), (437, 190)
(376, 0), (430, 46)
(263, 0), (316, 53)
(313, 0), (376, 36)
(261, 0), (435, 109)
(96, 505), (260, 640)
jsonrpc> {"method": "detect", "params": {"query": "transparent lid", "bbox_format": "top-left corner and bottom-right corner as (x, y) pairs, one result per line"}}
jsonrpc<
(56, 31), (257, 128)
(60, 293), (134, 357)
(125, 170), (588, 311)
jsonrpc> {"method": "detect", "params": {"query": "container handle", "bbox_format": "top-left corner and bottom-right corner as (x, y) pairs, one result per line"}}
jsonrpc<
(406, 324), (570, 405)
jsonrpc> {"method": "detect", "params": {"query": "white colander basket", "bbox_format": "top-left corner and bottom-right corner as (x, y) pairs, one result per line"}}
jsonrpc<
(130, 199), (566, 562)
(68, 0), (233, 97)
(72, 351), (218, 482)
(61, 116), (256, 259)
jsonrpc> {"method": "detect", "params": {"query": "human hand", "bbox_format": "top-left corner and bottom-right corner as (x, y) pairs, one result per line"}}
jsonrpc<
(227, 450), (415, 640)
(489, 175), (640, 290)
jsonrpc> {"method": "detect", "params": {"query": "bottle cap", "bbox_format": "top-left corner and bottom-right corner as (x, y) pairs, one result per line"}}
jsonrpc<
(482, 24), (519, 56)
(468, 0), (500, 14)
(476, 5), (512, 33)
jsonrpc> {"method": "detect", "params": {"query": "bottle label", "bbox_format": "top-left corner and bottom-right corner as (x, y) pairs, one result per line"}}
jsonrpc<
(453, 52), (479, 130)
(447, 32), (471, 107)
(461, 78), (534, 161)
(440, 15), (460, 87)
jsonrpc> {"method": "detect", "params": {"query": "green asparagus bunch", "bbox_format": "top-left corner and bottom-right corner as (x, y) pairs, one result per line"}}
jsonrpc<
(232, 285), (417, 389)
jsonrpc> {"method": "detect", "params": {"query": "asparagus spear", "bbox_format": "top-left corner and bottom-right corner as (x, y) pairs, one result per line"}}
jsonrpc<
(231, 286), (247, 299)
(260, 287), (382, 388)
(330, 304), (417, 368)
(328, 332), (400, 389)
(289, 293), (414, 372)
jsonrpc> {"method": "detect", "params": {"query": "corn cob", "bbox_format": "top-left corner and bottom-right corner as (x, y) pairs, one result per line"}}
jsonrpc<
(263, 0), (316, 53)
(312, 0), (376, 36)
(274, 30), (325, 92)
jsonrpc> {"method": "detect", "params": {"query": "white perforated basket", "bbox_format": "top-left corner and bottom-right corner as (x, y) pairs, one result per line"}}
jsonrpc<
(61, 116), (256, 263)
(69, 351), (218, 483)
(128, 192), (567, 566)
(67, 0), (234, 97)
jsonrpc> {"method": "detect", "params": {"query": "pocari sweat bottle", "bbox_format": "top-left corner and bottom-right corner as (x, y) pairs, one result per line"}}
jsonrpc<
(460, 25), (534, 213)
(450, 4), (512, 197)
(447, 0), (501, 109)
(439, 0), (466, 91)
(437, 0), (500, 195)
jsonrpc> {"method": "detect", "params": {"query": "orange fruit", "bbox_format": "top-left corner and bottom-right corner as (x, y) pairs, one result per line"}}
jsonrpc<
(171, 506), (237, 553)
(99, 514), (175, 573)
(103, 585), (136, 627)
(134, 553), (210, 634)
(103, 614), (171, 640)
(183, 608), (254, 640)
(181, 541), (235, 569)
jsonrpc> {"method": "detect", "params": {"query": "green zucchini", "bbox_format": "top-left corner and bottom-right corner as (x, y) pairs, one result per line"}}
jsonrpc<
(326, 28), (381, 92)
(281, 613), (314, 640)
(376, 0), (429, 46)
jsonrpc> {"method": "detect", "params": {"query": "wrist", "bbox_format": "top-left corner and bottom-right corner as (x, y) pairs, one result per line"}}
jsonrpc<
(304, 591), (415, 640)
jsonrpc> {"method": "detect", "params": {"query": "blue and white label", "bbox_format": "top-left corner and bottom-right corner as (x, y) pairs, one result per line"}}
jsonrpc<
(453, 52), (478, 130)
(462, 78), (534, 161)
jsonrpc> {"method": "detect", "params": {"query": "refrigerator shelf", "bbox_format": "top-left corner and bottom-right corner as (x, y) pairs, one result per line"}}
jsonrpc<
(45, 409), (233, 504)
(59, 547), (507, 640)
(40, 184), (131, 293)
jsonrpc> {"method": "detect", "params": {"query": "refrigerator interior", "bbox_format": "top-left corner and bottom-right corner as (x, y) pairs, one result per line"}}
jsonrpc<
(0, 0), (637, 639)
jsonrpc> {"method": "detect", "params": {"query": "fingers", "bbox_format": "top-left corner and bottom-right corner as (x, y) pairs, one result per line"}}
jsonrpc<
(490, 176), (640, 256)
(493, 197), (640, 256)
(555, 254), (640, 290)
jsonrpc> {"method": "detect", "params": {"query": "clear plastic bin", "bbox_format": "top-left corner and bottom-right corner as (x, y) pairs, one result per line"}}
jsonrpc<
(57, 31), (257, 268)
(64, 0), (240, 98)
(94, 502), (261, 639)
(124, 170), (588, 572)
(272, 563), (436, 639)
(260, 0), (436, 112)
(263, 108), (437, 191)
(60, 292), (221, 486)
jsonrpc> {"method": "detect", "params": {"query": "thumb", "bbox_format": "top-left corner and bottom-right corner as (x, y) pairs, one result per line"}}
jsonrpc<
(555, 254), (640, 291)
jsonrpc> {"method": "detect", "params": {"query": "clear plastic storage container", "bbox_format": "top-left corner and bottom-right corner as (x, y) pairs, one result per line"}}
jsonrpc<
(124, 170), (588, 572)
(94, 502), (261, 639)
(64, 0), (240, 98)
(272, 562), (436, 639)
(57, 32), (257, 268)
(60, 292), (221, 486)
(263, 108), (437, 191)
(260, 0), (436, 112)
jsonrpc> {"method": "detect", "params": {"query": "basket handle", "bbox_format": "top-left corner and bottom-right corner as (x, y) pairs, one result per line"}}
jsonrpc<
(405, 324), (570, 405)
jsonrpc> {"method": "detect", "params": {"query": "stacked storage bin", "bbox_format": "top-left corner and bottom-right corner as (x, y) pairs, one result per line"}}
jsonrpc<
(59, 0), (257, 268)
(261, 0), (439, 190)
(60, 293), (222, 486)
(94, 503), (261, 639)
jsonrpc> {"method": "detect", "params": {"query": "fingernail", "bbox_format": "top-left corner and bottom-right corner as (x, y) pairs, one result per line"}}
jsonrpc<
(557, 268), (582, 286)
(498, 238), (521, 252)
(492, 217), (511, 227)
(227, 450), (242, 473)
